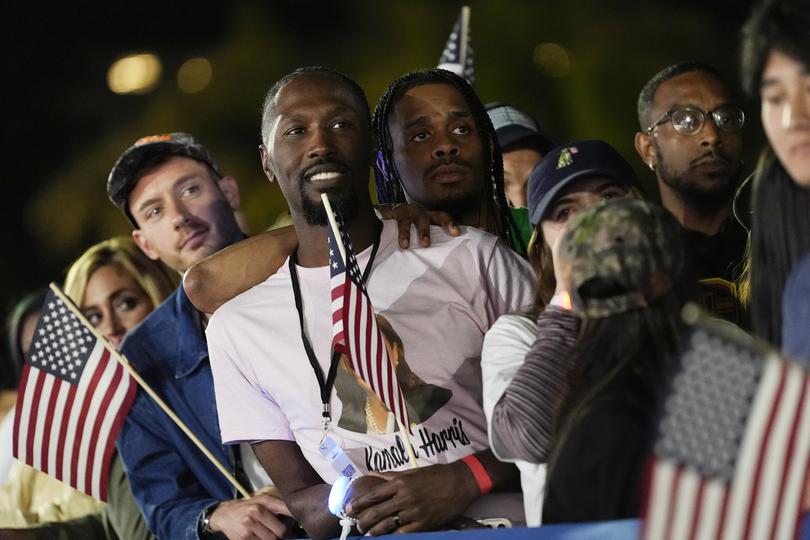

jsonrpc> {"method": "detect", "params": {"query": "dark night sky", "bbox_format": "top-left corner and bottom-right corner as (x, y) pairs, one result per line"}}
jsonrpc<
(4, 0), (760, 334)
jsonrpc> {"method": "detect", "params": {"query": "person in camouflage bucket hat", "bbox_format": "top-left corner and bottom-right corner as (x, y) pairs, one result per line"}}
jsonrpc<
(543, 197), (694, 523)
(558, 198), (686, 318)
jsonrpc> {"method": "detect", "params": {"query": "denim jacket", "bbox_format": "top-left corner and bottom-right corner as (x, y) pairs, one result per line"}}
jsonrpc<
(116, 285), (235, 540)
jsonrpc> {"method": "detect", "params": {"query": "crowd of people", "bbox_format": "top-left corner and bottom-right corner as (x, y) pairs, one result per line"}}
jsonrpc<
(1, 0), (809, 538)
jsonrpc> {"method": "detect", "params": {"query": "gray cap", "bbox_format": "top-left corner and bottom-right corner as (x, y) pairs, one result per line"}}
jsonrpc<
(107, 132), (222, 225)
(485, 102), (556, 154)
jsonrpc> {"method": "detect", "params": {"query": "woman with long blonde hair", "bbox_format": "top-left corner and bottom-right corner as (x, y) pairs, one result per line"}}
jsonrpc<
(0, 237), (175, 538)
(64, 237), (176, 347)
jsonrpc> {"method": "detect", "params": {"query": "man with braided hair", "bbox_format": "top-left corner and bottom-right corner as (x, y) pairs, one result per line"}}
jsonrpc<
(373, 68), (527, 255)
(205, 66), (533, 538)
(183, 69), (513, 314)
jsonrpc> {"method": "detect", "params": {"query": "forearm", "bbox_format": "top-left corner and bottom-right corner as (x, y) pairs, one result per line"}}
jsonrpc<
(285, 483), (340, 540)
(253, 440), (339, 540)
(490, 307), (578, 463)
(117, 411), (225, 540)
(467, 449), (520, 494)
(183, 226), (297, 314)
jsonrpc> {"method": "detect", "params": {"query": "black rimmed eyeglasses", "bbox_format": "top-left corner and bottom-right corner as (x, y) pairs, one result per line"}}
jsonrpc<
(645, 105), (745, 136)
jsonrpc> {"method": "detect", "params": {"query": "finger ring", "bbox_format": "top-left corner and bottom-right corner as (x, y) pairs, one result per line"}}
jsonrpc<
(392, 514), (402, 528)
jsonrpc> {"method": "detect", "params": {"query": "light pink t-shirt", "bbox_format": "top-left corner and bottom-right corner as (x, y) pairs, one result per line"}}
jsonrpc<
(207, 220), (532, 486)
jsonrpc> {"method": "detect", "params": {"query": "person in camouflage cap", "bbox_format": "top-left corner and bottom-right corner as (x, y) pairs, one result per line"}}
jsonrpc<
(543, 198), (694, 523)
(558, 198), (686, 318)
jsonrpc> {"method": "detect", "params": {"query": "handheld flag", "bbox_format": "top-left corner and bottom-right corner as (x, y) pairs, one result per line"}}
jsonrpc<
(437, 6), (475, 85)
(642, 307), (810, 540)
(325, 200), (413, 436)
(12, 287), (136, 501)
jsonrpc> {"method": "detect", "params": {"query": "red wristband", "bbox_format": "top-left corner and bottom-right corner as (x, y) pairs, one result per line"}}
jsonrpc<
(462, 455), (493, 495)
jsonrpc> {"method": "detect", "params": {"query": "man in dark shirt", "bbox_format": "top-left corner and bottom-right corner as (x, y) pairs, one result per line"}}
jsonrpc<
(634, 62), (748, 325)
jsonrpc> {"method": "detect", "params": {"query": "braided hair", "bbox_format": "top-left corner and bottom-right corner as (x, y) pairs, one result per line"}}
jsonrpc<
(372, 69), (525, 255)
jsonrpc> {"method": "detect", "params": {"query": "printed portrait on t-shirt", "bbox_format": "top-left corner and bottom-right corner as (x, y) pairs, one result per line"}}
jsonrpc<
(334, 314), (452, 434)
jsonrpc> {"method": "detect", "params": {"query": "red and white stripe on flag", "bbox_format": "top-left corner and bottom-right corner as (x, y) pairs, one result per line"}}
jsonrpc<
(12, 289), (137, 501)
(643, 354), (810, 540)
(327, 210), (412, 432)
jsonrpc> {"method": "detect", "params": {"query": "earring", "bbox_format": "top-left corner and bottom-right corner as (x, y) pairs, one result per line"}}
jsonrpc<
(648, 161), (655, 171)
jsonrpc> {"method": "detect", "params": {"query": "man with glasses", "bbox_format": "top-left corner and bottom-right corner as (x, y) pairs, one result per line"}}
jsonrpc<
(634, 62), (748, 325)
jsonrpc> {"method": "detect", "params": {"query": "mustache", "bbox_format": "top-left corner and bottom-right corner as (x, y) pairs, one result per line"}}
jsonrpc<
(690, 151), (731, 167)
(300, 158), (351, 180)
(425, 157), (473, 177)
(177, 221), (208, 249)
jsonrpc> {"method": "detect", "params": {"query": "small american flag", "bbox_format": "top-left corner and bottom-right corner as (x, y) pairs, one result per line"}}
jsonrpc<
(437, 6), (475, 85)
(328, 211), (412, 433)
(12, 288), (136, 501)
(642, 325), (810, 540)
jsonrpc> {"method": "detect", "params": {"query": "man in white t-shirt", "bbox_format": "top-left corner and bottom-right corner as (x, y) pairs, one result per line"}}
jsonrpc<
(206, 66), (533, 539)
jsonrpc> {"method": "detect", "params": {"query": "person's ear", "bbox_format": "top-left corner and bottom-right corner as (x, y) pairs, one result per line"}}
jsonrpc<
(132, 229), (160, 261)
(634, 131), (656, 172)
(217, 175), (240, 211)
(259, 145), (276, 183)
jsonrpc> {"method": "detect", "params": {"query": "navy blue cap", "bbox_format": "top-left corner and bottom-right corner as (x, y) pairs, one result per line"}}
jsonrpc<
(527, 139), (640, 225)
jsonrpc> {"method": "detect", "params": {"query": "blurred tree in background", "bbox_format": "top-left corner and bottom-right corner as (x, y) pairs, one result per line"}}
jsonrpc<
(3, 0), (759, 331)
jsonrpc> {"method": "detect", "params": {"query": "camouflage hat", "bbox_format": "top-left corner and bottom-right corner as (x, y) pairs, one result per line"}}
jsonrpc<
(107, 132), (222, 226)
(558, 198), (685, 318)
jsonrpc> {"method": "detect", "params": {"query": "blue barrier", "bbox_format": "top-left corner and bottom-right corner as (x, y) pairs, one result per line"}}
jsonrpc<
(354, 514), (810, 540)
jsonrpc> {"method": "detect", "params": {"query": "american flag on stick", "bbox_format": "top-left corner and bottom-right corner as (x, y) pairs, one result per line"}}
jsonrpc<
(323, 196), (412, 436)
(437, 6), (475, 85)
(642, 306), (810, 540)
(12, 286), (136, 501)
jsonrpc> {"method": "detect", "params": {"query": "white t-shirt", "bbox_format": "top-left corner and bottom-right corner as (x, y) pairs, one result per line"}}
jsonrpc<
(0, 410), (16, 485)
(481, 313), (546, 527)
(207, 220), (533, 516)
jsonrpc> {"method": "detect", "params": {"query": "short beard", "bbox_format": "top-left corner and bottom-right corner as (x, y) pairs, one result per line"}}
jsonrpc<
(423, 188), (483, 223)
(655, 146), (740, 215)
(300, 184), (360, 226)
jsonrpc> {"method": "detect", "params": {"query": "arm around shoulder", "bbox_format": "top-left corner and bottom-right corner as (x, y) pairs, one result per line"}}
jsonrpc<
(183, 226), (298, 314)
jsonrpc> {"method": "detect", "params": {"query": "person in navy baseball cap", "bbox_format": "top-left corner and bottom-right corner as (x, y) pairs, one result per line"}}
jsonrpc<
(527, 139), (641, 226)
(525, 139), (644, 307)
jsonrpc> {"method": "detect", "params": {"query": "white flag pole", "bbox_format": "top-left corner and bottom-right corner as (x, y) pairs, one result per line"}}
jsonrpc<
(459, 6), (470, 70)
(48, 283), (251, 499)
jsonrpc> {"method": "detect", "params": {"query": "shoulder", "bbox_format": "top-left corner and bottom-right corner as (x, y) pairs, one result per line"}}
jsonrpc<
(485, 313), (537, 345)
(482, 313), (537, 370)
(207, 267), (294, 337)
(121, 289), (181, 352)
(215, 265), (293, 315)
(427, 225), (528, 270)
